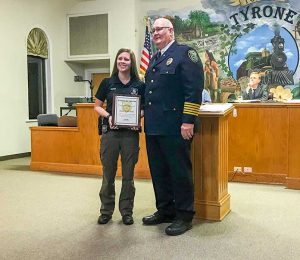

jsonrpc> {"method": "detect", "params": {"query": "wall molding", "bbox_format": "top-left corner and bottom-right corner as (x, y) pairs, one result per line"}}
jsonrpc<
(228, 171), (286, 185)
(0, 152), (31, 161)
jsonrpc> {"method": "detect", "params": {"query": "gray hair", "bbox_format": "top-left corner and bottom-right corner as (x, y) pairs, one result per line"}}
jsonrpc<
(154, 17), (175, 39)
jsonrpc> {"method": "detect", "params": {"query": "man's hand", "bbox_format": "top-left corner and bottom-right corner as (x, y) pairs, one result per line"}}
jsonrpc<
(181, 123), (194, 140)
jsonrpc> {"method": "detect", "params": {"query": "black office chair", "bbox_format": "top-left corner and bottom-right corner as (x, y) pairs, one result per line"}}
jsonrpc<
(37, 114), (59, 126)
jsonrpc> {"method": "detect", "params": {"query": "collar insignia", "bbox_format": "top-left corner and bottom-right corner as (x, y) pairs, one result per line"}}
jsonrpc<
(166, 58), (173, 66)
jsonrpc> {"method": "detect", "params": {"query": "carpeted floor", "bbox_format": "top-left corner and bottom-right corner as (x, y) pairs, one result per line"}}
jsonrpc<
(1, 157), (300, 260)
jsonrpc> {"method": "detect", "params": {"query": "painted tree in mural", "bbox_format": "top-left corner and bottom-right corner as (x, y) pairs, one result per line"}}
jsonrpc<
(188, 11), (210, 38)
(292, 16), (300, 98)
(173, 16), (189, 34)
(172, 11), (220, 41)
(219, 22), (256, 77)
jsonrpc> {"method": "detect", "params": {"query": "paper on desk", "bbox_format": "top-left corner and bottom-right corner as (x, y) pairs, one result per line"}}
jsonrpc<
(283, 99), (300, 103)
(233, 99), (260, 103)
(200, 103), (233, 112)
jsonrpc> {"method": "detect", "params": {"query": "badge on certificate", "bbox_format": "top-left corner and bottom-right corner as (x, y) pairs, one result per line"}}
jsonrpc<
(112, 94), (141, 128)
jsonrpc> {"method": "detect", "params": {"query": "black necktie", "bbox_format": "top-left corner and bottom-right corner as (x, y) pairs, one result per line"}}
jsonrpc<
(252, 89), (256, 99)
(248, 88), (253, 99)
(156, 51), (161, 59)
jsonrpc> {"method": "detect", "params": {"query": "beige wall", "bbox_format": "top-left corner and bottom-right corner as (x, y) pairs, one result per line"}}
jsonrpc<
(0, 0), (85, 156)
(69, 0), (138, 71)
(0, 0), (200, 156)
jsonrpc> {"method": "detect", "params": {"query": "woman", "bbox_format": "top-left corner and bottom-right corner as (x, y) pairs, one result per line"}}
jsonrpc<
(204, 50), (219, 102)
(94, 48), (144, 225)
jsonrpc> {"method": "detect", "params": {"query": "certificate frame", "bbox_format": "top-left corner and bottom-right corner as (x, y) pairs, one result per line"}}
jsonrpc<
(112, 94), (141, 128)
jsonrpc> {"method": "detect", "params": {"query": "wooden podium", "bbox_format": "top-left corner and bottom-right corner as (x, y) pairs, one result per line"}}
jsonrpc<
(193, 106), (233, 221)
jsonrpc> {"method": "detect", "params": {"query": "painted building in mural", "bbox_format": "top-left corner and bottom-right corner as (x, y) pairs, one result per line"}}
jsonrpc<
(146, 0), (300, 102)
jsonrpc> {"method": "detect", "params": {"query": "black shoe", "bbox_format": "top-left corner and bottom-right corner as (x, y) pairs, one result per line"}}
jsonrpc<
(165, 220), (192, 236)
(122, 215), (134, 225)
(97, 214), (112, 224)
(142, 212), (175, 225)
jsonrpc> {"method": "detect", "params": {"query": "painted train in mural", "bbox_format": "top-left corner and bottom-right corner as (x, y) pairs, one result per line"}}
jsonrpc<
(236, 28), (294, 86)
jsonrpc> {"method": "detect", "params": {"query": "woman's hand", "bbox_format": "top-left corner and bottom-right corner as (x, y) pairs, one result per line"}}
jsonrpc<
(130, 126), (140, 131)
(109, 115), (119, 129)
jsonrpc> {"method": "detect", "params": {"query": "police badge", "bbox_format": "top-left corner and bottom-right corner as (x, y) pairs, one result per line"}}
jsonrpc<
(188, 49), (199, 63)
(131, 88), (138, 95)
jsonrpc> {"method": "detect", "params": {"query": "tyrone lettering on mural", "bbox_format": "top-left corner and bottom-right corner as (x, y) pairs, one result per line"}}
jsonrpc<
(230, 5), (298, 25)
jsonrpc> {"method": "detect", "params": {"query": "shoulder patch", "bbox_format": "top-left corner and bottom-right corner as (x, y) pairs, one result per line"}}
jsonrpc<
(187, 49), (199, 63)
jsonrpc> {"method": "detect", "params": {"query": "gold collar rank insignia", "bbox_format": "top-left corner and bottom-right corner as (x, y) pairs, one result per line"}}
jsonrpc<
(166, 58), (173, 66)
(188, 50), (199, 63)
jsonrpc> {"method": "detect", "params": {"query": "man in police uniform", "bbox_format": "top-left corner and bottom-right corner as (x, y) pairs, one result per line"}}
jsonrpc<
(142, 18), (204, 236)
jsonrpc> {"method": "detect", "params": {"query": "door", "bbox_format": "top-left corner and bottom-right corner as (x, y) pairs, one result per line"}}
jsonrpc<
(92, 73), (110, 101)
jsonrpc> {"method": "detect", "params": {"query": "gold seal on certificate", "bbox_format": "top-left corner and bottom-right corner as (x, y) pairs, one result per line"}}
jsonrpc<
(112, 94), (141, 128)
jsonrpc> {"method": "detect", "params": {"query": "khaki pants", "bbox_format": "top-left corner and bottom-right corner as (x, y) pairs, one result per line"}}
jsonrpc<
(99, 130), (139, 217)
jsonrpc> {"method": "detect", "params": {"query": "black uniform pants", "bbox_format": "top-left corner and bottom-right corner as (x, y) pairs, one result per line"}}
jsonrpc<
(99, 130), (139, 217)
(145, 135), (195, 221)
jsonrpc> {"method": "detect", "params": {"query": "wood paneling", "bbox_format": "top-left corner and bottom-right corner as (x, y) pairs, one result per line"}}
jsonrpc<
(287, 105), (300, 189)
(228, 103), (300, 189)
(30, 104), (150, 178)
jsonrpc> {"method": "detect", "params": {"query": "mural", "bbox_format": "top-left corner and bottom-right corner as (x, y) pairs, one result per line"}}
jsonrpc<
(147, 0), (300, 102)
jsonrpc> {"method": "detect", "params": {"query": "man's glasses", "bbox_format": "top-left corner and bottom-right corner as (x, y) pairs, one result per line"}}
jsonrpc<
(151, 27), (170, 34)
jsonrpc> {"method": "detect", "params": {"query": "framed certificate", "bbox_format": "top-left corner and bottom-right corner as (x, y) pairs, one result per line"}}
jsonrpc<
(112, 94), (141, 128)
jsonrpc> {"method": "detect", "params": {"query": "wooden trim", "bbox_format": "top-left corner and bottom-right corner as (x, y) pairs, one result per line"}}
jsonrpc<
(76, 103), (94, 108)
(285, 177), (300, 190)
(232, 103), (295, 108)
(199, 106), (234, 117)
(30, 162), (151, 179)
(0, 152), (31, 161)
(132, 169), (152, 179)
(228, 172), (286, 184)
(30, 162), (101, 175)
(194, 194), (231, 221)
(30, 126), (79, 132)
